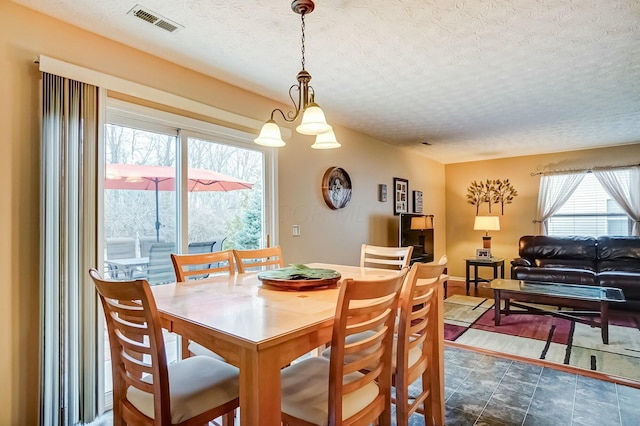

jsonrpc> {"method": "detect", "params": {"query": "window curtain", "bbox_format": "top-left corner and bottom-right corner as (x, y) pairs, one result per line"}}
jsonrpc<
(594, 166), (640, 236)
(41, 73), (100, 425)
(534, 172), (585, 234)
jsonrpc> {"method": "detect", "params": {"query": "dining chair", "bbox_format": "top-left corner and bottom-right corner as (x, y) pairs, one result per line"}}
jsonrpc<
(433, 254), (449, 298)
(88, 268), (239, 426)
(280, 269), (408, 426)
(233, 246), (284, 273)
(171, 250), (235, 362)
(360, 244), (414, 270)
(395, 262), (446, 426)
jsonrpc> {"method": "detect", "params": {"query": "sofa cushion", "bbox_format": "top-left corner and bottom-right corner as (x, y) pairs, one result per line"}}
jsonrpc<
(535, 259), (597, 271)
(597, 271), (640, 300)
(519, 235), (597, 261)
(597, 236), (640, 273)
(512, 266), (598, 286)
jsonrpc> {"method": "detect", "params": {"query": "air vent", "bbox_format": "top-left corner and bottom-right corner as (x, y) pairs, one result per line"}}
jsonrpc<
(421, 142), (432, 146)
(127, 5), (184, 33)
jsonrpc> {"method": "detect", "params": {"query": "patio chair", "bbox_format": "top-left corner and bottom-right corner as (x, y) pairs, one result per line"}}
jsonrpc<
(138, 236), (163, 258)
(105, 237), (136, 279)
(88, 268), (238, 426)
(211, 236), (227, 252)
(145, 242), (176, 285)
(187, 241), (215, 255)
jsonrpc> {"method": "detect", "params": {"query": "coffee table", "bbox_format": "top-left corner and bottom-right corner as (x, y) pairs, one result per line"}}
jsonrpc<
(490, 279), (625, 344)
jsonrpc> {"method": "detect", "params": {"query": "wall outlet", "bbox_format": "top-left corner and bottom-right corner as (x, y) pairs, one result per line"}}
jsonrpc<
(292, 224), (300, 236)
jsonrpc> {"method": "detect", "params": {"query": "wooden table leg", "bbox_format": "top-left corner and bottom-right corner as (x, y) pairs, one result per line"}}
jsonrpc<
(239, 346), (282, 426)
(494, 290), (501, 326)
(465, 261), (471, 294)
(601, 301), (609, 344)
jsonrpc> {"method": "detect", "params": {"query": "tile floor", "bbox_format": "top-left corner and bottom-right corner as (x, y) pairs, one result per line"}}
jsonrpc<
(89, 346), (640, 426)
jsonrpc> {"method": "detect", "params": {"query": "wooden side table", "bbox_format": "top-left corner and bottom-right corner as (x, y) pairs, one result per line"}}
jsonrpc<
(465, 257), (505, 294)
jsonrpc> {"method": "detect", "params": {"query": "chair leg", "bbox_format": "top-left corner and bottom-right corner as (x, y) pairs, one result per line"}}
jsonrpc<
(181, 337), (191, 359)
(221, 409), (235, 426)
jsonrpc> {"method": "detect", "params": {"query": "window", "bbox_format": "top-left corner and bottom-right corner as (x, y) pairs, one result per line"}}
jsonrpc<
(548, 172), (632, 236)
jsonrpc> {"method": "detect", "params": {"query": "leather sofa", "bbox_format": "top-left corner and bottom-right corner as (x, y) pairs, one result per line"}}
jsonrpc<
(511, 235), (640, 309)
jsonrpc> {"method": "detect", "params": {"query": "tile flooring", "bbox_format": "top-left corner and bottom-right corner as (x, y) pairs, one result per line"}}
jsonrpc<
(89, 346), (640, 426)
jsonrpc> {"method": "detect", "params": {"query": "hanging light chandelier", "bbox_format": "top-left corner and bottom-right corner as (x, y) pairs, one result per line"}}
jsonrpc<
(254, 0), (340, 149)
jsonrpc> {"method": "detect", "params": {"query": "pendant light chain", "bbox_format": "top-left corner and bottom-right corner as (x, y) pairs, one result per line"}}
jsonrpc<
(300, 11), (306, 71)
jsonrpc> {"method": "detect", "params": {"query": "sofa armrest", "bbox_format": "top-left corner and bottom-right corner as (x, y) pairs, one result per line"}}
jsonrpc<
(511, 258), (532, 267)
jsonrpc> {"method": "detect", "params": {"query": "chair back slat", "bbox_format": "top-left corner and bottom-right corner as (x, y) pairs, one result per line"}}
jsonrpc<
(233, 246), (284, 273)
(327, 269), (407, 425)
(89, 268), (171, 424)
(171, 250), (235, 282)
(360, 244), (413, 270)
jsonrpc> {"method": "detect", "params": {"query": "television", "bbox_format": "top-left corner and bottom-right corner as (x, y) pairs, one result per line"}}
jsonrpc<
(399, 213), (434, 263)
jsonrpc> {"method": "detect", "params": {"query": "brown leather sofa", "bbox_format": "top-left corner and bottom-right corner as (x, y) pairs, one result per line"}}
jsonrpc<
(511, 235), (640, 309)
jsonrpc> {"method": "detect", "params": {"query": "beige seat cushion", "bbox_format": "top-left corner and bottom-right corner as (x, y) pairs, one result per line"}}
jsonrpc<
(126, 355), (238, 424)
(187, 341), (226, 362)
(281, 357), (379, 426)
(321, 332), (421, 372)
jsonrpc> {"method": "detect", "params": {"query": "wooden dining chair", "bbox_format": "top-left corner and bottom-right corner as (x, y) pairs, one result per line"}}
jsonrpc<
(395, 262), (446, 426)
(280, 269), (408, 426)
(171, 250), (235, 282)
(233, 246), (284, 273)
(360, 244), (414, 270)
(432, 254), (449, 298)
(89, 268), (239, 426)
(170, 250), (234, 361)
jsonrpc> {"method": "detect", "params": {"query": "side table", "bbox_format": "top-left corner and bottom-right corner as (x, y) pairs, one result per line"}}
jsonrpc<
(465, 257), (505, 294)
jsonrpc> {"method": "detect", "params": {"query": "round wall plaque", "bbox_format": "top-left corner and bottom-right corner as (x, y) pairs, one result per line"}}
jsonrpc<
(322, 167), (352, 209)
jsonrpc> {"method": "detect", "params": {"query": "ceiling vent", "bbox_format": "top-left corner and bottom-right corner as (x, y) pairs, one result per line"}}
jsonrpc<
(127, 5), (184, 33)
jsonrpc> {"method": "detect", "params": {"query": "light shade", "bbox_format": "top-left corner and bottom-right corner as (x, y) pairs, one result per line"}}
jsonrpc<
(474, 216), (500, 232)
(254, 120), (286, 147)
(411, 215), (434, 230)
(296, 103), (332, 135)
(311, 130), (341, 149)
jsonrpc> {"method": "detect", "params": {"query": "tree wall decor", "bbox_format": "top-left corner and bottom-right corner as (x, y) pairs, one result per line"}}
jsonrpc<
(466, 179), (518, 215)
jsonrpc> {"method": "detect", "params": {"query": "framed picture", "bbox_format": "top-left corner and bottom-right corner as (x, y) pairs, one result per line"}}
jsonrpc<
(476, 248), (492, 259)
(413, 190), (423, 213)
(393, 177), (408, 215)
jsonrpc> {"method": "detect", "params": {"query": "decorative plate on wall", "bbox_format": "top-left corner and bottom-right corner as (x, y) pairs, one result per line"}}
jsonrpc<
(322, 167), (352, 209)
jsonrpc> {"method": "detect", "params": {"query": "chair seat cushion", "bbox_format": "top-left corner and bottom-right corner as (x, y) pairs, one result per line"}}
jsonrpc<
(321, 331), (421, 372)
(188, 341), (226, 362)
(281, 357), (379, 426)
(126, 355), (238, 424)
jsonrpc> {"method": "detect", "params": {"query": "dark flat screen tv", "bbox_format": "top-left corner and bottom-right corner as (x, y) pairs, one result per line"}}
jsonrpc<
(399, 213), (434, 263)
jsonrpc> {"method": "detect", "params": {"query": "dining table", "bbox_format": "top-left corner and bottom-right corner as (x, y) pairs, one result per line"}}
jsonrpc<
(150, 262), (445, 426)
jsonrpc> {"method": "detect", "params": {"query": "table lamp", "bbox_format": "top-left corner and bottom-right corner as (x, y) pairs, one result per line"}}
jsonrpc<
(410, 215), (434, 251)
(473, 216), (500, 249)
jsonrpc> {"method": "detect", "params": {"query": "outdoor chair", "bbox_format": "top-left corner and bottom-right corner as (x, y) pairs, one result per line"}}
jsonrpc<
(145, 242), (176, 285)
(360, 244), (414, 270)
(211, 236), (227, 252)
(88, 268), (239, 426)
(187, 241), (215, 254)
(280, 269), (407, 425)
(105, 237), (136, 279)
(139, 236), (163, 258)
(233, 246), (284, 273)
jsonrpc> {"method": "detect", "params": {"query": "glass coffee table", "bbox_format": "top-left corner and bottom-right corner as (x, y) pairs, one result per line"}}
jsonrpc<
(490, 279), (625, 344)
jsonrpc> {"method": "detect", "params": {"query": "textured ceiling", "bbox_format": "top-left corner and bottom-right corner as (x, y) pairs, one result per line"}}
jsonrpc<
(14, 0), (640, 164)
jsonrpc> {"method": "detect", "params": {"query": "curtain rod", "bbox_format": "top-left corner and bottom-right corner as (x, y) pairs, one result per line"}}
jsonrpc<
(530, 163), (640, 176)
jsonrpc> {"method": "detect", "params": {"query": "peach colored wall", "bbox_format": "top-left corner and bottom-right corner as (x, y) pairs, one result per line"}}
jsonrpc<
(445, 144), (640, 279)
(0, 2), (445, 423)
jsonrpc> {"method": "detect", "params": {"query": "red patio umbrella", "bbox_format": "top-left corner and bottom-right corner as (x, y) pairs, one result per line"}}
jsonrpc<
(104, 163), (253, 241)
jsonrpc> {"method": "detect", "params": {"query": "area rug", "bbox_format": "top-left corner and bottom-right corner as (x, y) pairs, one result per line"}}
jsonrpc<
(444, 294), (640, 383)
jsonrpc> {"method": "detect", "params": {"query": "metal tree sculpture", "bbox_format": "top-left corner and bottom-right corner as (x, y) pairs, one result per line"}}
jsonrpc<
(467, 179), (517, 215)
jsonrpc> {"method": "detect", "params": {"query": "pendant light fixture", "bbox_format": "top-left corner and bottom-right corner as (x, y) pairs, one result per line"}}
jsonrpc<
(254, 0), (340, 149)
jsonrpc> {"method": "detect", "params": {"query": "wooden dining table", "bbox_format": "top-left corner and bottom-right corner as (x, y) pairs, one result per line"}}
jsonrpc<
(150, 263), (445, 426)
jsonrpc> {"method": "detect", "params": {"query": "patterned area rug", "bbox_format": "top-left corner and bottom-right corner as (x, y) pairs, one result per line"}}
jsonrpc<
(444, 295), (640, 383)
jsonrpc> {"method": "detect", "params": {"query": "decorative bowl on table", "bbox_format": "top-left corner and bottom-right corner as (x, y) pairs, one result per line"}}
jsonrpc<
(257, 264), (341, 290)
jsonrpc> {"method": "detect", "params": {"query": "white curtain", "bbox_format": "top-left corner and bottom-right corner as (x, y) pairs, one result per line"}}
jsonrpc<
(41, 73), (100, 425)
(594, 166), (640, 236)
(534, 172), (585, 234)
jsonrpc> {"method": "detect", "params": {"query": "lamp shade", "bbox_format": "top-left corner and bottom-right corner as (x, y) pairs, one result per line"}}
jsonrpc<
(411, 215), (434, 230)
(311, 130), (341, 149)
(296, 103), (332, 135)
(254, 120), (286, 147)
(473, 216), (500, 231)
